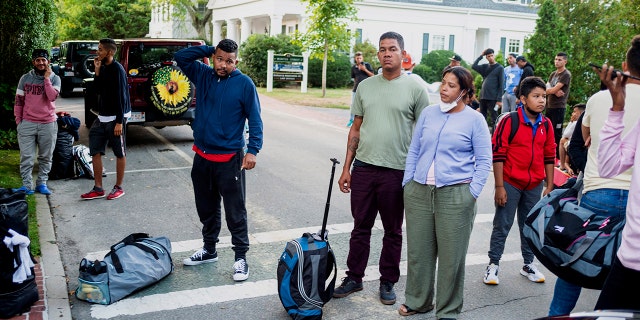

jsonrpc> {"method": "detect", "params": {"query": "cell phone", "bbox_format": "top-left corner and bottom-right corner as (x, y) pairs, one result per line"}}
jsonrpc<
(360, 62), (364, 65)
(588, 63), (640, 81)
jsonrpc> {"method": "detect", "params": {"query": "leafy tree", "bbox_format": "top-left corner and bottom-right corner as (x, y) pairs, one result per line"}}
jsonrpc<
(151, 0), (212, 42)
(544, 0), (640, 107)
(528, 0), (640, 123)
(56, 0), (150, 41)
(0, 0), (56, 147)
(238, 34), (302, 87)
(353, 40), (379, 73)
(295, 0), (359, 97)
(417, 50), (458, 83)
(525, 0), (570, 87)
(308, 52), (351, 88)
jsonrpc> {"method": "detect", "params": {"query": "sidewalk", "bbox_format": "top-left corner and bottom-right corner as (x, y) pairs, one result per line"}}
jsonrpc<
(9, 194), (72, 320)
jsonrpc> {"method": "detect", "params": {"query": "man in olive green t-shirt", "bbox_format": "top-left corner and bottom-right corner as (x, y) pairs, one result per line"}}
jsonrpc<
(333, 31), (430, 305)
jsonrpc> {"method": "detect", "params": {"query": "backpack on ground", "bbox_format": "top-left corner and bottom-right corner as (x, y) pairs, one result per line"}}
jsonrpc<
(0, 188), (39, 318)
(523, 179), (624, 289)
(277, 159), (339, 320)
(50, 114), (81, 180)
(75, 233), (173, 305)
(73, 144), (96, 179)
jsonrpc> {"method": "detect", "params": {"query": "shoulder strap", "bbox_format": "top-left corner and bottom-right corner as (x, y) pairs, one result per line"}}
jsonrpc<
(508, 111), (519, 144)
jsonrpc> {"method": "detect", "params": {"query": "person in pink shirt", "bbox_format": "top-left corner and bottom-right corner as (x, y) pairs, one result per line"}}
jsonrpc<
(13, 49), (61, 195)
(594, 35), (640, 310)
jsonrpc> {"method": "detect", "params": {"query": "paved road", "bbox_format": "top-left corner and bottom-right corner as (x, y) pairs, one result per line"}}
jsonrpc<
(44, 92), (600, 319)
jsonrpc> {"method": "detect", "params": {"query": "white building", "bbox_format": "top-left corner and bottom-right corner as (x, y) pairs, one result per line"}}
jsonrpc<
(150, 0), (538, 63)
(148, 2), (211, 40)
(208, 0), (538, 62)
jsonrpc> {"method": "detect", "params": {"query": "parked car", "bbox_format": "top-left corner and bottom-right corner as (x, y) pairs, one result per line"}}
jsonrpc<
(52, 40), (99, 97)
(83, 38), (208, 129)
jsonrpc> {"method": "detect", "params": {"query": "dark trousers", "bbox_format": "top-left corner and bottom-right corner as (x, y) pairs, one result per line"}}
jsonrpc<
(191, 151), (248, 259)
(479, 99), (499, 130)
(595, 256), (640, 310)
(346, 165), (404, 283)
(545, 107), (565, 157)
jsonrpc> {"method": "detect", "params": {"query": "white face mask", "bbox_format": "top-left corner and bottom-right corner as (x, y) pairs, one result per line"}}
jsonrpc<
(440, 91), (465, 113)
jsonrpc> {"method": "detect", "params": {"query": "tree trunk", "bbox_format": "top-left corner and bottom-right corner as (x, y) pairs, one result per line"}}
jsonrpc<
(322, 40), (328, 98)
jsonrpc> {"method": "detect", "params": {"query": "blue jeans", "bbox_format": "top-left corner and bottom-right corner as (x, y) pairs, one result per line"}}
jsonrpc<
(548, 188), (628, 316)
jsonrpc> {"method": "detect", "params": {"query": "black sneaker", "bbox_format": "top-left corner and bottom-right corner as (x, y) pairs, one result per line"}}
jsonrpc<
(233, 258), (249, 281)
(333, 277), (363, 298)
(379, 280), (396, 305)
(183, 248), (218, 266)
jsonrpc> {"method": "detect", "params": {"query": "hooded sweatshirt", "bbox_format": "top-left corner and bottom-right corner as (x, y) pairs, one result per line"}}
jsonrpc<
(174, 45), (263, 155)
(14, 70), (61, 124)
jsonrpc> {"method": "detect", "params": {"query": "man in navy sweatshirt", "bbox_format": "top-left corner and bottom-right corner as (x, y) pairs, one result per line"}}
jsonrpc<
(175, 39), (263, 282)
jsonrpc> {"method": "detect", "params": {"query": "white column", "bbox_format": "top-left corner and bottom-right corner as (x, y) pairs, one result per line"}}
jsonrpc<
(267, 50), (274, 92)
(240, 17), (252, 45)
(270, 14), (282, 36)
(226, 19), (239, 43)
(212, 20), (223, 45)
(298, 15), (308, 34)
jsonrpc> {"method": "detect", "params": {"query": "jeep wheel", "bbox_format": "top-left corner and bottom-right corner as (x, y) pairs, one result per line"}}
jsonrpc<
(149, 66), (194, 118)
(81, 54), (97, 78)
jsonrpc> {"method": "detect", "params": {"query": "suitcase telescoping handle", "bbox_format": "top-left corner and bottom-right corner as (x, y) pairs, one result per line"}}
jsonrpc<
(320, 158), (340, 241)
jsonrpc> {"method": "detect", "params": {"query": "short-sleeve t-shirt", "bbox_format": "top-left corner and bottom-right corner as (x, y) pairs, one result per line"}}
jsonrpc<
(582, 85), (640, 193)
(352, 73), (430, 170)
(547, 69), (571, 109)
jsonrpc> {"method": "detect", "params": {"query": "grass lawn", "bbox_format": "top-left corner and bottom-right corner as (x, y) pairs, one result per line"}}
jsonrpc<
(257, 87), (351, 109)
(0, 149), (40, 256)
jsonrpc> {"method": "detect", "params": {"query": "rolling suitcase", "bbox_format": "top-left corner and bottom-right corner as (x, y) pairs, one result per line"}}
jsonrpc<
(277, 158), (340, 320)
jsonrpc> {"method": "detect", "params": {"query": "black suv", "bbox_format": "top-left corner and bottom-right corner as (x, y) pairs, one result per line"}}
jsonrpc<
(83, 38), (207, 129)
(52, 40), (99, 97)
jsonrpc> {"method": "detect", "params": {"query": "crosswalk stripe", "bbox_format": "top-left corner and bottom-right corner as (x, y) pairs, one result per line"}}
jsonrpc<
(87, 215), (504, 318)
(84, 215), (494, 260)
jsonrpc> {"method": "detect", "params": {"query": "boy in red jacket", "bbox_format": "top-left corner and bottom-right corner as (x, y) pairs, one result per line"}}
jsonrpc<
(483, 76), (556, 285)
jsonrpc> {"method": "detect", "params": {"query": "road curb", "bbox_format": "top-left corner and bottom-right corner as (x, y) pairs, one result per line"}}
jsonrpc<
(37, 194), (73, 320)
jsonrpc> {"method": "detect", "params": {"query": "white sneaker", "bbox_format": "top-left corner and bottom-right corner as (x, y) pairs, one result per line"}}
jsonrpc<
(233, 258), (249, 282)
(520, 263), (545, 283)
(483, 263), (500, 285)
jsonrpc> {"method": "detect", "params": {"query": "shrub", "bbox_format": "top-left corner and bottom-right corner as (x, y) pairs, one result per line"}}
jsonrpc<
(0, 0), (56, 135)
(238, 34), (302, 87)
(0, 129), (18, 150)
(307, 52), (352, 88)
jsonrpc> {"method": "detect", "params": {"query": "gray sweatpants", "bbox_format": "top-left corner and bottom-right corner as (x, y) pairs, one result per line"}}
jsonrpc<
(488, 181), (543, 265)
(17, 120), (57, 188)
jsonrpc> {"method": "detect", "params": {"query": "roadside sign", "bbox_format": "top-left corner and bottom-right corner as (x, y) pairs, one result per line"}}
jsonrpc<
(267, 50), (309, 92)
(273, 73), (303, 81)
(274, 54), (304, 63)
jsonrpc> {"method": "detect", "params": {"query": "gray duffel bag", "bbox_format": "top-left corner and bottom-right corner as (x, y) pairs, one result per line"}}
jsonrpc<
(76, 233), (173, 304)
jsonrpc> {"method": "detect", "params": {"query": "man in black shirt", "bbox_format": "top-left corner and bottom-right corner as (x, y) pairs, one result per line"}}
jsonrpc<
(81, 38), (131, 200)
(347, 52), (374, 127)
(472, 48), (504, 131)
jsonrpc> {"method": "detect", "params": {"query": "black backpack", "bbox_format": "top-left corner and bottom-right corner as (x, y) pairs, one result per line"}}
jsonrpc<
(0, 188), (39, 318)
(496, 110), (550, 144)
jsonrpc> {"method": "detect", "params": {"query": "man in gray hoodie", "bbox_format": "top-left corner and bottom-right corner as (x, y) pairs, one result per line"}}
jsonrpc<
(13, 49), (61, 195)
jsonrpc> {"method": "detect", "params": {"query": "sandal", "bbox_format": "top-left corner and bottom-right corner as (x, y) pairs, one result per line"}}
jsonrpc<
(398, 303), (434, 316)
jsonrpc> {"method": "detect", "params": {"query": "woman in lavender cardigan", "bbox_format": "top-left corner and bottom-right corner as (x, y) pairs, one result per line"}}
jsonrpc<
(399, 66), (492, 319)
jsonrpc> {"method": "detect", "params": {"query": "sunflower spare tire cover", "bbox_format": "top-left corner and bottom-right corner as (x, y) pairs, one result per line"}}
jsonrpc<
(150, 66), (194, 117)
